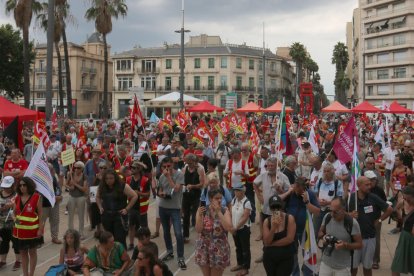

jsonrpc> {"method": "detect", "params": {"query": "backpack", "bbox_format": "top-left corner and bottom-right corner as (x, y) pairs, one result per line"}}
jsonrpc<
(324, 213), (355, 258)
(45, 264), (68, 276)
(317, 179), (339, 197)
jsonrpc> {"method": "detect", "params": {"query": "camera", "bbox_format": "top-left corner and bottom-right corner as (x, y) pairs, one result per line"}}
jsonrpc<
(323, 235), (339, 256)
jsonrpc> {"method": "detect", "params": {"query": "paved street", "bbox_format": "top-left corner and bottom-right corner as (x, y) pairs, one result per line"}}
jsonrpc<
(0, 191), (400, 276)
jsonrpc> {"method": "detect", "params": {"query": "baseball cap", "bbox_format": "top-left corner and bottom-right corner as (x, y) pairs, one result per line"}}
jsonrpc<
(1, 176), (14, 188)
(232, 185), (246, 191)
(364, 170), (377, 179)
(268, 195), (284, 210)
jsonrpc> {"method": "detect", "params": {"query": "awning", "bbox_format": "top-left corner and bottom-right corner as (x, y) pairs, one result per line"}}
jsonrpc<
(388, 16), (406, 25)
(371, 19), (388, 29)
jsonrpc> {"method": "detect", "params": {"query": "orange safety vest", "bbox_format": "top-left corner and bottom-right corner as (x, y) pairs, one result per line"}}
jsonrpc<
(226, 159), (247, 189)
(126, 175), (150, 214)
(247, 154), (257, 183)
(13, 193), (40, 240)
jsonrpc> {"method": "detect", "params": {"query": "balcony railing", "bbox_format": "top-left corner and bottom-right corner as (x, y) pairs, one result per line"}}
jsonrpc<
(80, 84), (97, 90)
(367, 74), (408, 80)
(35, 67), (46, 73)
(366, 39), (414, 51)
(138, 68), (160, 74)
(34, 84), (46, 90)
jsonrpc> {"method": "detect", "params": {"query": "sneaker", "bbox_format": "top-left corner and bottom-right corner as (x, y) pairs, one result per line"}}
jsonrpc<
(178, 259), (187, 270)
(12, 261), (21, 271)
(184, 237), (190, 244)
(161, 252), (174, 262)
(388, 228), (400, 235)
(64, 210), (68, 215)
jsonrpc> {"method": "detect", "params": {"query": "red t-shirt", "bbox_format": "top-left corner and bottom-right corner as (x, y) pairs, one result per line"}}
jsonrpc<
(184, 149), (195, 157)
(4, 158), (29, 173)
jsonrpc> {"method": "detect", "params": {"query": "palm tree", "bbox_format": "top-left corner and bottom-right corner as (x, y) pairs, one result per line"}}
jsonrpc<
(5, 0), (42, 108)
(289, 42), (307, 110)
(36, 1), (66, 113)
(85, 0), (127, 119)
(304, 57), (319, 82)
(332, 42), (350, 105)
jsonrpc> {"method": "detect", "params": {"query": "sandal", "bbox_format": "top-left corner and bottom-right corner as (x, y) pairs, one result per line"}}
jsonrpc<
(230, 265), (242, 272)
(150, 232), (159, 239)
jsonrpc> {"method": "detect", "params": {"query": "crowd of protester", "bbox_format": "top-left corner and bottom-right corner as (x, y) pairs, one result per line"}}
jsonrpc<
(0, 112), (413, 276)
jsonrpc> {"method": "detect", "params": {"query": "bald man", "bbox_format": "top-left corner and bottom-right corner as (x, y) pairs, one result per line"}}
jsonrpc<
(348, 176), (392, 275)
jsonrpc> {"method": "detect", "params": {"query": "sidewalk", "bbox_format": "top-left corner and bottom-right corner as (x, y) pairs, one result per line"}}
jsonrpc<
(0, 192), (399, 275)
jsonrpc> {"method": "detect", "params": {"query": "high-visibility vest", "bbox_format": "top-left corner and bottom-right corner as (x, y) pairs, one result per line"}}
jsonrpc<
(13, 193), (40, 239)
(226, 159), (247, 189)
(247, 154), (257, 183)
(139, 176), (150, 214)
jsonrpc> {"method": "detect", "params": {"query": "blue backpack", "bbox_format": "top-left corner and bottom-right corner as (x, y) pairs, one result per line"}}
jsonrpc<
(45, 264), (68, 276)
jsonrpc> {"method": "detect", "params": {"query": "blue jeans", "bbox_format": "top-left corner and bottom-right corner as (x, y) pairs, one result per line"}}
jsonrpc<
(291, 233), (315, 276)
(159, 207), (184, 259)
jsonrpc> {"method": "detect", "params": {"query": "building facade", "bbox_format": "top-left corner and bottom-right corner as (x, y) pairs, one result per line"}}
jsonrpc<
(348, 0), (414, 107)
(27, 33), (113, 118)
(112, 34), (295, 119)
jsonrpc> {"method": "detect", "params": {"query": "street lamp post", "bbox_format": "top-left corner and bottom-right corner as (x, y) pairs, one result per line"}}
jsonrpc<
(175, 0), (190, 110)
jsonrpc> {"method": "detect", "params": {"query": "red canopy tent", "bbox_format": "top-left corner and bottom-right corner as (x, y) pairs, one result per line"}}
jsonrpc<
(352, 101), (381, 113)
(237, 102), (262, 113)
(321, 101), (351, 113)
(383, 101), (413, 114)
(187, 100), (224, 113)
(263, 101), (293, 113)
(0, 96), (45, 148)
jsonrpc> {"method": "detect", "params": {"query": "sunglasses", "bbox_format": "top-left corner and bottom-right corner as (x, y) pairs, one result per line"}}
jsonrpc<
(162, 165), (172, 169)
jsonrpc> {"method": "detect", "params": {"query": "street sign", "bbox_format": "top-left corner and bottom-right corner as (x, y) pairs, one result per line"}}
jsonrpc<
(226, 92), (237, 110)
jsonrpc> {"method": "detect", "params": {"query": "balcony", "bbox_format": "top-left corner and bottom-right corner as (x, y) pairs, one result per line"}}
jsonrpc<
(232, 86), (256, 92)
(90, 68), (97, 74)
(34, 84), (46, 90)
(80, 84), (97, 90)
(365, 17), (407, 35)
(217, 85), (228, 91)
(35, 67), (46, 73)
(138, 68), (160, 74)
(362, 0), (399, 8)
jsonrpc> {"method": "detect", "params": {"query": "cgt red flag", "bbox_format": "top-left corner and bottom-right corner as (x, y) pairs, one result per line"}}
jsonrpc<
(131, 95), (145, 138)
(333, 117), (357, 164)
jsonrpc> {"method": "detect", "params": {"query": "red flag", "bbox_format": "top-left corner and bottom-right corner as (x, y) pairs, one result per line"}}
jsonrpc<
(229, 114), (238, 129)
(333, 117), (357, 164)
(33, 120), (50, 149)
(51, 111), (58, 131)
(131, 95), (145, 138)
(176, 110), (189, 130)
(249, 124), (260, 154)
(77, 125), (86, 148)
(194, 120), (214, 146)
(214, 117), (230, 136)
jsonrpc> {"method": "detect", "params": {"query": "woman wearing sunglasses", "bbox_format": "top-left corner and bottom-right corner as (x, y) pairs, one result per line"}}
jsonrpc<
(262, 195), (296, 276)
(12, 177), (43, 276)
(66, 161), (88, 240)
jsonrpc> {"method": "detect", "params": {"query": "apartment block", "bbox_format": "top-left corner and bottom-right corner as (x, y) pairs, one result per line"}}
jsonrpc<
(27, 33), (113, 118)
(111, 34), (295, 118)
(353, 0), (414, 107)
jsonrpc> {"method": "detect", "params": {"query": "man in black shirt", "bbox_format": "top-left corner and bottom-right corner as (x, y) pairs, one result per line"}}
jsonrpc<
(283, 155), (297, 185)
(348, 176), (392, 276)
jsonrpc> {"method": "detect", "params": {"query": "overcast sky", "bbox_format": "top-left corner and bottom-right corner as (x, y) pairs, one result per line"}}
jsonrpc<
(0, 0), (358, 99)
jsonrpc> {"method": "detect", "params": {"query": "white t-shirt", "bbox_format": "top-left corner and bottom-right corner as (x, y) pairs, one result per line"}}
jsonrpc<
(259, 158), (268, 174)
(157, 144), (171, 162)
(323, 160), (348, 178)
(383, 147), (399, 170)
(224, 159), (249, 187)
(309, 167), (323, 192)
(231, 197), (252, 228)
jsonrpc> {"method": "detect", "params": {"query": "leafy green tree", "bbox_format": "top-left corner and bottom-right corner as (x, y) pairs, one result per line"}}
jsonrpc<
(0, 24), (35, 99)
(5, 0), (42, 108)
(85, 0), (127, 119)
(332, 42), (350, 105)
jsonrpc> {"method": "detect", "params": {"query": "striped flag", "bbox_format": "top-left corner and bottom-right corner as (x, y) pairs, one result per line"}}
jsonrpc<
(302, 209), (318, 273)
(24, 143), (55, 207)
(275, 98), (292, 156)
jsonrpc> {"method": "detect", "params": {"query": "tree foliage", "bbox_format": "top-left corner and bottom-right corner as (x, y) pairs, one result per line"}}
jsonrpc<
(289, 42), (307, 83)
(332, 42), (350, 105)
(0, 24), (34, 99)
(85, 0), (127, 118)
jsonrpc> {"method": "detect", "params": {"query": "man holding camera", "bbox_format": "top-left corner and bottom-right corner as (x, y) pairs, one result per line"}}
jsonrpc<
(156, 157), (187, 270)
(318, 197), (363, 276)
(348, 176), (393, 276)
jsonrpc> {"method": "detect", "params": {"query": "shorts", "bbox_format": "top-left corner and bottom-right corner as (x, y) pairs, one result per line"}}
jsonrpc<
(139, 213), (148, 228)
(128, 209), (140, 228)
(353, 237), (376, 269)
(385, 169), (391, 182)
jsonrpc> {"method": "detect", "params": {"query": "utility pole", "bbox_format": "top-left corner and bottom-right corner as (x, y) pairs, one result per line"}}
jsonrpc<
(45, 0), (55, 120)
(175, 0), (190, 110)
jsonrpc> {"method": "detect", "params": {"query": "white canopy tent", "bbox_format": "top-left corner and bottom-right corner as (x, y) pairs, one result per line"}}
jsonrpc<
(147, 92), (202, 108)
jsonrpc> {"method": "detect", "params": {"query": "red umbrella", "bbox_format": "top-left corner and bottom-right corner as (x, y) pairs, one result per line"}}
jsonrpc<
(263, 101), (293, 113)
(187, 100), (224, 113)
(237, 102), (263, 113)
(352, 101), (381, 113)
(321, 101), (351, 113)
(383, 101), (413, 114)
